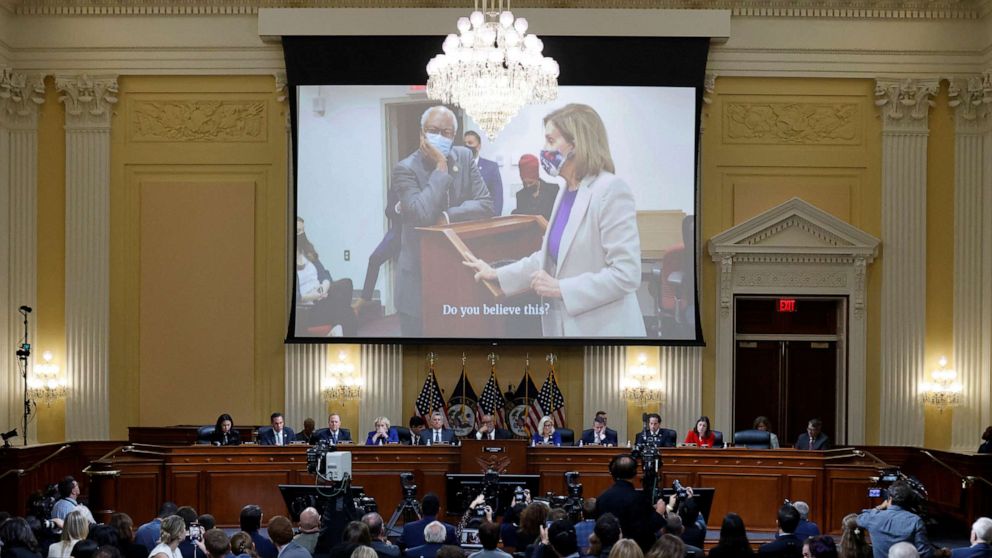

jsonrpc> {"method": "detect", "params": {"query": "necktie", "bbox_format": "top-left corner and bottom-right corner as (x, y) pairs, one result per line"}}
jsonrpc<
(276, 432), (281, 446)
(435, 431), (440, 443)
(809, 437), (813, 450)
(332, 432), (337, 444)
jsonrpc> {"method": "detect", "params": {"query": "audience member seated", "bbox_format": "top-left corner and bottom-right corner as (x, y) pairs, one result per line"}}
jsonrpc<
(267, 516), (309, 558)
(634, 414), (677, 448)
(316, 414), (352, 445)
(532, 416), (561, 446)
(174, 507), (198, 558)
(590, 514), (621, 558)
(230, 533), (260, 558)
(240, 506), (277, 558)
(754, 416), (781, 448)
(197, 516), (215, 532)
(50, 477), (81, 522)
(707, 513), (753, 558)
(645, 535), (683, 558)
(258, 413), (295, 446)
(979, 427), (992, 454)
(546, 520), (580, 558)
(399, 494), (456, 550)
(607, 539), (643, 558)
(573, 499), (597, 554)
(469, 521), (510, 558)
(354, 548), (378, 558)
(108, 513), (146, 558)
(889, 543), (921, 558)
(148, 516), (185, 558)
(135, 503), (177, 553)
(858, 481), (948, 558)
(471, 414), (513, 441)
(202, 529), (230, 558)
(661, 516), (701, 557)
(92, 546), (121, 558)
(361, 512), (399, 558)
(86, 526), (119, 551)
(434, 547), (463, 558)
(595, 454), (666, 553)
(805, 536), (838, 558)
(793, 501), (820, 540)
(950, 517), (991, 558)
(403, 522), (446, 558)
(683, 416), (716, 447)
(674, 497), (706, 551)
(841, 513), (873, 558)
(70, 541), (98, 558)
(581, 417), (618, 446)
(295, 418), (318, 445)
(49, 511), (89, 558)
(293, 507), (320, 555)
(329, 522), (372, 558)
(418, 412), (455, 446)
(757, 504), (802, 558)
(209, 414), (242, 446)
(793, 419), (830, 451)
(2, 517), (44, 558)
(405, 417), (427, 446)
(365, 417), (399, 446)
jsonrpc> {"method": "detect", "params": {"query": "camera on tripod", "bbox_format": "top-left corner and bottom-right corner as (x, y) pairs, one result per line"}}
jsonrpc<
(400, 472), (418, 501)
(536, 472), (584, 523)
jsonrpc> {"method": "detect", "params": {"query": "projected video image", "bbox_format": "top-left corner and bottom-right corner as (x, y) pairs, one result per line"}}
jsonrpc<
(295, 85), (697, 341)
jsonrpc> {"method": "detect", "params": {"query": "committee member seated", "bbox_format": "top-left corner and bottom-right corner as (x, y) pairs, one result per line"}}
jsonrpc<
(684, 416), (717, 447)
(951, 517), (991, 558)
(418, 411), (455, 445)
(406, 416), (427, 445)
(471, 414), (513, 441)
(258, 413), (295, 446)
(594, 454), (666, 552)
(315, 413), (352, 444)
(209, 414), (241, 446)
(793, 418), (830, 450)
(979, 426), (992, 454)
(294, 418), (317, 445)
(365, 417), (399, 445)
(399, 494), (456, 550)
(581, 416), (618, 446)
(634, 413), (676, 447)
(532, 416), (562, 446)
(757, 504), (803, 558)
(753, 416), (781, 449)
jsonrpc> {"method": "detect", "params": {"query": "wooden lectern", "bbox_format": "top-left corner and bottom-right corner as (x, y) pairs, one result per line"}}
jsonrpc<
(459, 439), (529, 474)
(418, 215), (547, 337)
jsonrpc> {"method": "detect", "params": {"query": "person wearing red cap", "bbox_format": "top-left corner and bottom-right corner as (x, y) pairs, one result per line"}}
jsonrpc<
(511, 154), (559, 221)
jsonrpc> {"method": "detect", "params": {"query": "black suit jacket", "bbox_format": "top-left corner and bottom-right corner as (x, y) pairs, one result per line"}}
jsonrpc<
(580, 428), (619, 446)
(594, 479), (665, 552)
(258, 427), (296, 446)
(470, 428), (514, 440)
(418, 428), (456, 444)
(315, 428), (352, 444)
(793, 433), (830, 450)
(758, 534), (803, 558)
(398, 516), (456, 549)
(403, 543), (443, 558)
(208, 429), (242, 446)
(635, 429), (677, 447)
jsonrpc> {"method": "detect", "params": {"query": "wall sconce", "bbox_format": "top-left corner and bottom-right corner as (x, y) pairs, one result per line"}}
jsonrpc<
(622, 353), (663, 406)
(322, 351), (361, 402)
(921, 356), (962, 412)
(28, 351), (67, 407)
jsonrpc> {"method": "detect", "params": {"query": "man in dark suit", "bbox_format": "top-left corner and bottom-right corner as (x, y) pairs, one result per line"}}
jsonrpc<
(405, 416), (427, 446)
(793, 418), (830, 450)
(392, 107), (493, 336)
(463, 130), (503, 216)
(295, 417), (317, 444)
(268, 516), (312, 558)
(403, 521), (448, 558)
(758, 504), (803, 558)
(418, 411), (456, 445)
(361, 512), (401, 558)
(594, 454), (667, 553)
(399, 494), (456, 550)
(471, 414), (514, 441)
(315, 413), (352, 444)
(581, 416), (618, 446)
(634, 413), (677, 447)
(951, 517), (991, 558)
(240, 505), (278, 558)
(258, 412), (295, 446)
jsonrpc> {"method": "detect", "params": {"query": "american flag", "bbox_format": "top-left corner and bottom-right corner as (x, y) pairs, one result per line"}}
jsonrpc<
(536, 369), (567, 428)
(415, 369), (448, 427)
(478, 370), (507, 429)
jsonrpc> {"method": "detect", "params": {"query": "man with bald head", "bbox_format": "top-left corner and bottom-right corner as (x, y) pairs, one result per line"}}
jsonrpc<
(293, 507), (320, 555)
(392, 105), (493, 336)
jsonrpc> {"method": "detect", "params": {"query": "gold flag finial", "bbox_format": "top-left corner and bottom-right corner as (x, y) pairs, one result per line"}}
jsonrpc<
(488, 352), (498, 366)
(427, 352), (437, 368)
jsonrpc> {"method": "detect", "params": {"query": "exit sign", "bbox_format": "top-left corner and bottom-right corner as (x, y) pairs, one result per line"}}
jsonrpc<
(778, 299), (797, 312)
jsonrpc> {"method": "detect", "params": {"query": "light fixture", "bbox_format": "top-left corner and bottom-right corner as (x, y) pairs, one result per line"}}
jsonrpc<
(921, 356), (962, 412)
(426, 0), (559, 139)
(28, 351), (67, 407)
(622, 354), (663, 406)
(322, 351), (361, 402)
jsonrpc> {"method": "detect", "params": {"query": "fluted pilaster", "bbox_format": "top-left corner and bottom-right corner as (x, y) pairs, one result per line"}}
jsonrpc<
(359, 344), (403, 433)
(660, 346), (702, 438)
(285, 344), (328, 432)
(1, 68), (45, 444)
(58, 74), (118, 441)
(583, 346), (627, 443)
(875, 78), (937, 446)
(949, 73), (992, 450)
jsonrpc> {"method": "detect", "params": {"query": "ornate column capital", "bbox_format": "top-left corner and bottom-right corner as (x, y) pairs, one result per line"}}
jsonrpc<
(948, 73), (992, 132)
(55, 74), (119, 129)
(0, 68), (46, 129)
(874, 78), (939, 130)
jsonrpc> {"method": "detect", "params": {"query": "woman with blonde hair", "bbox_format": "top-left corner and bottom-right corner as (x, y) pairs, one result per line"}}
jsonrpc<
(531, 416), (561, 446)
(350, 547), (377, 558)
(645, 535), (685, 558)
(839, 513), (871, 558)
(465, 103), (644, 338)
(607, 539), (644, 558)
(148, 516), (185, 558)
(364, 416), (398, 445)
(48, 510), (89, 558)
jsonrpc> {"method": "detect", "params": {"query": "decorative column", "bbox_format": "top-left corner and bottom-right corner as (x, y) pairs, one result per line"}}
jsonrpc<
(949, 72), (992, 450)
(359, 345), (403, 432)
(1, 69), (45, 443)
(284, 344), (328, 432)
(874, 78), (937, 446)
(660, 346), (702, 439)
(58, 75), (118, 441)
(583, 346), (627, 444)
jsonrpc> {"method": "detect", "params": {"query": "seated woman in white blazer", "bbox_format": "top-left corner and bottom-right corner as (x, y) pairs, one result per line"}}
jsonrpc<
(465, 103), (645, 337)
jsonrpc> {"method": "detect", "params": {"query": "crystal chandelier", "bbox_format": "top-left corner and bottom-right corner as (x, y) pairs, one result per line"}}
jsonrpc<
(426, 1), (559, 140)
(622, 354), (663, 407)
(322, 351), (362, 402)
(920, 356), (962, 412)
(28, 351), (67, 407)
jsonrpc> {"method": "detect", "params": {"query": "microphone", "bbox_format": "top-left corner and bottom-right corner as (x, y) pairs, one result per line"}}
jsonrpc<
(19, 306), (32, 314)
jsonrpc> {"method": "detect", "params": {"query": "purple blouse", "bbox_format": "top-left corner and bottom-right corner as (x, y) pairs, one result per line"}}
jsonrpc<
(547, 187), (578, 264)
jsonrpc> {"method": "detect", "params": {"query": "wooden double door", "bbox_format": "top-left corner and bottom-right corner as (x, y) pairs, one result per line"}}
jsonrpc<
(733, 297), (844, 446)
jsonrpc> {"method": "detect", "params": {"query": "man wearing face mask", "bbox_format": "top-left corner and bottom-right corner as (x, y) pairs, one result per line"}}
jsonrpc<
(463, 130), (503, 216)
(392, 105), (494, 336)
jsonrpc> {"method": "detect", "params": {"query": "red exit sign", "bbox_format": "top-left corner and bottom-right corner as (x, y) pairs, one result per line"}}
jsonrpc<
(778, 299), (797, 312)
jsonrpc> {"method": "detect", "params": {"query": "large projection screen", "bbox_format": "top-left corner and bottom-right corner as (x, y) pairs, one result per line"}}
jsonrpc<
(284, 36), (708, 345)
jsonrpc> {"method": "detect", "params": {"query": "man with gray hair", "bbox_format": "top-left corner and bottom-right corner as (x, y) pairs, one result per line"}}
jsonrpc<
(404, 521), (447, 558)
(890, 542), (921, 558)
(793, 501), (821, 540)
(419, 411), (455, 445)
(362, 512), (400, 558)
(292, 507), (320, 555)
(951, 517), (991, 558)
(392, 105), (493, 336)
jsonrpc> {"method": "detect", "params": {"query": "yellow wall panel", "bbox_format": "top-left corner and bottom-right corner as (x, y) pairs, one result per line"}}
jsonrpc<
(724, 171), (858, 225)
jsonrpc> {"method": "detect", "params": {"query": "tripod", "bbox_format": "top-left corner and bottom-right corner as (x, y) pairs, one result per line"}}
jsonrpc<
(385, 497), (422, 538)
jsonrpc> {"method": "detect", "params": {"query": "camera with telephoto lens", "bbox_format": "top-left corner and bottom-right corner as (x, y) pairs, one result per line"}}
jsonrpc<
(27, 485), (59, 522)
(513, 486), (527, 505)
(473, 469), (500, 517)
(537, 472), (584, 523)
(354, 491), (378, 514)
(867, 467), (928, 517)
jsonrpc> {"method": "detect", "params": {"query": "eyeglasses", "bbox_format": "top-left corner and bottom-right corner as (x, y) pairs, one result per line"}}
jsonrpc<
(424, 126), (456, 138)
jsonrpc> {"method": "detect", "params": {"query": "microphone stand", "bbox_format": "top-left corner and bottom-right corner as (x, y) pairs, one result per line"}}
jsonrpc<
(15, 308), (32, 446)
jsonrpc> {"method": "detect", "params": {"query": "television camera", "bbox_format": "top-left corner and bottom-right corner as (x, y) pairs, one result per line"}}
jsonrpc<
(535, 471), (585, 523)
(631, 429), (663, 504)
(385, 472), (422, 537)
(868, 467), (928, 516)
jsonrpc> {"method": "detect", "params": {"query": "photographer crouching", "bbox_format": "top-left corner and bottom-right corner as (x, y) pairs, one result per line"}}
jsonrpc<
(856, 480), (950, 558)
